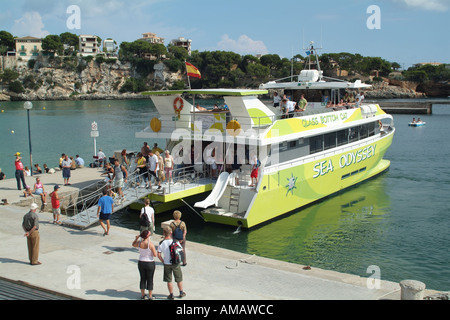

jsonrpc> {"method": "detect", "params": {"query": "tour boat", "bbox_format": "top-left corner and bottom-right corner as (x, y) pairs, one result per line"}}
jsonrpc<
(135, 45), (395, 228)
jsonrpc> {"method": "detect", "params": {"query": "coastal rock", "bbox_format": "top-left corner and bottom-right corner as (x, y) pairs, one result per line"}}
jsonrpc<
(416, 81), (450, 97)
(363, 81), (425, 99)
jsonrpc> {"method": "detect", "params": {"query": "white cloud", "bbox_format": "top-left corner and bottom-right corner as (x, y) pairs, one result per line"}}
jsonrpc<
(217, 34), (268, 55)
(392, 0), (449, 11)
(12, 12), (50, 38)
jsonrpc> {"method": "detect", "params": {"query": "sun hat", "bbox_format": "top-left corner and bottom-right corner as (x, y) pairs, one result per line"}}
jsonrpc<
(14, 152), (21, 156)
(30, 203), (38, 210)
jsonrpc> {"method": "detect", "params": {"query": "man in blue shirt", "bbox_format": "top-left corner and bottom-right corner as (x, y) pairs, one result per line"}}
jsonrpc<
(97, 189), (114, 235)
(75, 155), (85, 168)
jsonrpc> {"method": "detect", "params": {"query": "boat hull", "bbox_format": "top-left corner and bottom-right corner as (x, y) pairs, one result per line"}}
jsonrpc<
(202, 130), (394, 228)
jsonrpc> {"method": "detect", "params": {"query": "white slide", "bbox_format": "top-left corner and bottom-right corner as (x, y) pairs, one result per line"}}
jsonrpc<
(194, 172), (230, 209)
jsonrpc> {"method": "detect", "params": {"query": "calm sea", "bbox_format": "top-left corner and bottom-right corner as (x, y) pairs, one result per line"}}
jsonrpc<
(0, 98), (449, 292)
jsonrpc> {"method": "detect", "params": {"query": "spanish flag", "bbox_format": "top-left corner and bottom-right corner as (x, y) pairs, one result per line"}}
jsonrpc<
(186, 62), (201, 79)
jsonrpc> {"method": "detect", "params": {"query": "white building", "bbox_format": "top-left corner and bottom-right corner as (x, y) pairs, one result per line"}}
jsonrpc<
(139, 32), (165, 45)
(79, 35), (99, 57)
(15, 36), (42, 60)
(171, 37), (192, 56)
(103, 39), (115, 53)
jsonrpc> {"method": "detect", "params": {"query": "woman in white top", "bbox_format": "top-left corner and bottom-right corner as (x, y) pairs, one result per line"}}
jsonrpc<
(164, 150), (174, 184)
(139, 198), (155, 234)
(132, 230), (157, 300)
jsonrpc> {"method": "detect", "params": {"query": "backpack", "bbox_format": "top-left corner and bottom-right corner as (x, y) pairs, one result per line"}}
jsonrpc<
(171, 221), (184, 240)
(139, 207), (151, 227)
(169, 240), (184, 265)
(256, 159), (261, 168)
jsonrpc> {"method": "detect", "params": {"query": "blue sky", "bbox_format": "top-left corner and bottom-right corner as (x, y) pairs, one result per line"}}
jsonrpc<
(1, 0), (449, 68)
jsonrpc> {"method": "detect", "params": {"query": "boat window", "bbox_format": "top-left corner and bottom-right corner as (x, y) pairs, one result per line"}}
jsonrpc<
(310, 136), (324, 154)
(324, 132), (337, 150)
(349, 127), (359, 143)
(289, 140), (298, 148)
(368, 122), (376, 136)
(337, 130), (348, 146)
(359, 124), (368, 139)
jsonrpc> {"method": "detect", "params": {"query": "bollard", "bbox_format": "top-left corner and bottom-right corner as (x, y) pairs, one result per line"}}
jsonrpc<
(400, 280), (426, 300)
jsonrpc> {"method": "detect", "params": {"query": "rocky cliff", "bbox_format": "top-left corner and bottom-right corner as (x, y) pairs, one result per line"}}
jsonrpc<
(1, 57), (179, 101)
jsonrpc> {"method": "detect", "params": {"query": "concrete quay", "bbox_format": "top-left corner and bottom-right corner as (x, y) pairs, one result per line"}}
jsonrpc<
(0, 169), (438, 301)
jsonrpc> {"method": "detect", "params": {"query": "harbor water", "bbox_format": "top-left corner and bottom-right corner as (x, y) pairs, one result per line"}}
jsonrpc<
(0, 99), (449, 292)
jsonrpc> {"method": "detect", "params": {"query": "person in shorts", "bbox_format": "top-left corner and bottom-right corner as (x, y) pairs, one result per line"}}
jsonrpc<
(97, 188), (114, 236)
(50, 185), (61, 224)
(157, 227), (186, 300)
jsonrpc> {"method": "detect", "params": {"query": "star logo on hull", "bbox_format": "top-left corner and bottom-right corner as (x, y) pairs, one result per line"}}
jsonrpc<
(285, 173), (298, 196)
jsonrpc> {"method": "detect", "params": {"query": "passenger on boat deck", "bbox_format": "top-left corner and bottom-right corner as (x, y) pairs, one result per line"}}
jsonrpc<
(273, 92), (281, 107)
(298, 94), (307, 112)
(164, 150), (174, 184)
(412, 117), (416, 123)
(136, 152), (148, 186)
(326, 100), (334, 108)
(281, 98), (296, 118)
(417, 118), (422, 123)
(195, 103), (207, 111)
(141, 142), (150, 162)
(250, 153), (259, 187)
(343, 92), (351, 104)
(212, 104), (219, 111)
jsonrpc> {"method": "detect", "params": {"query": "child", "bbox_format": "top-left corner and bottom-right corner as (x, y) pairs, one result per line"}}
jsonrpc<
(23, 185), (33, 198)
(157, 227), (186, 300)
(50, 185), (61, 224)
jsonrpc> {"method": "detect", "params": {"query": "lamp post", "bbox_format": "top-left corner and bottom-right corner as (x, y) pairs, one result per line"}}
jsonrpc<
(24, 101), (33, 176)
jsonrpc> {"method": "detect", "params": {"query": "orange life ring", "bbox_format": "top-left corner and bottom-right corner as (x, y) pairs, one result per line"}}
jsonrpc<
(173, 97), (184, 113)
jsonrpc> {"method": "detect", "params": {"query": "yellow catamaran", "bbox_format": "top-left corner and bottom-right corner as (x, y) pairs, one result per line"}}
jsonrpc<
(136, 46), (395, 229)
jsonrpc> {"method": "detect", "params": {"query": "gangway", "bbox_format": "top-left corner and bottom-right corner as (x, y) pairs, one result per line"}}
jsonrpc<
(62, 165), (214, 229)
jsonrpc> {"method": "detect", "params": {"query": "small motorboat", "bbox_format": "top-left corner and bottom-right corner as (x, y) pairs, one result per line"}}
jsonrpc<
(408, 122), (426, 127)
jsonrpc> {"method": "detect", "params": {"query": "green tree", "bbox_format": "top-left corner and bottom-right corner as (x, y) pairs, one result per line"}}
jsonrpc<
(42, 35), (64, 56)
(60, 32), (79, 55)
(0, 69), (19, 84)
(0, 30), (15, 55)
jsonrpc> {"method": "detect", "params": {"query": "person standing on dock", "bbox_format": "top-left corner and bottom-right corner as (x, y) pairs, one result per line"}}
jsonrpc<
(22, 203), (41, 265)
(132, 229), (157, 300)
(61, 154), (72, 186)
(50, 185), (61, 225)
(97, 189), (114, 236)
(157, 227), (186, 300)
(171, 210), (187, 266)
(14, 152), (27, 190)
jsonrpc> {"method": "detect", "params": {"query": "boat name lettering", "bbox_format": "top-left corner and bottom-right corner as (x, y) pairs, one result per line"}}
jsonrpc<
(313, 160), (334, 178)
(313, 145), (376, 178)
(302, 112), (348, 128)
(339, 145), (377, 168)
